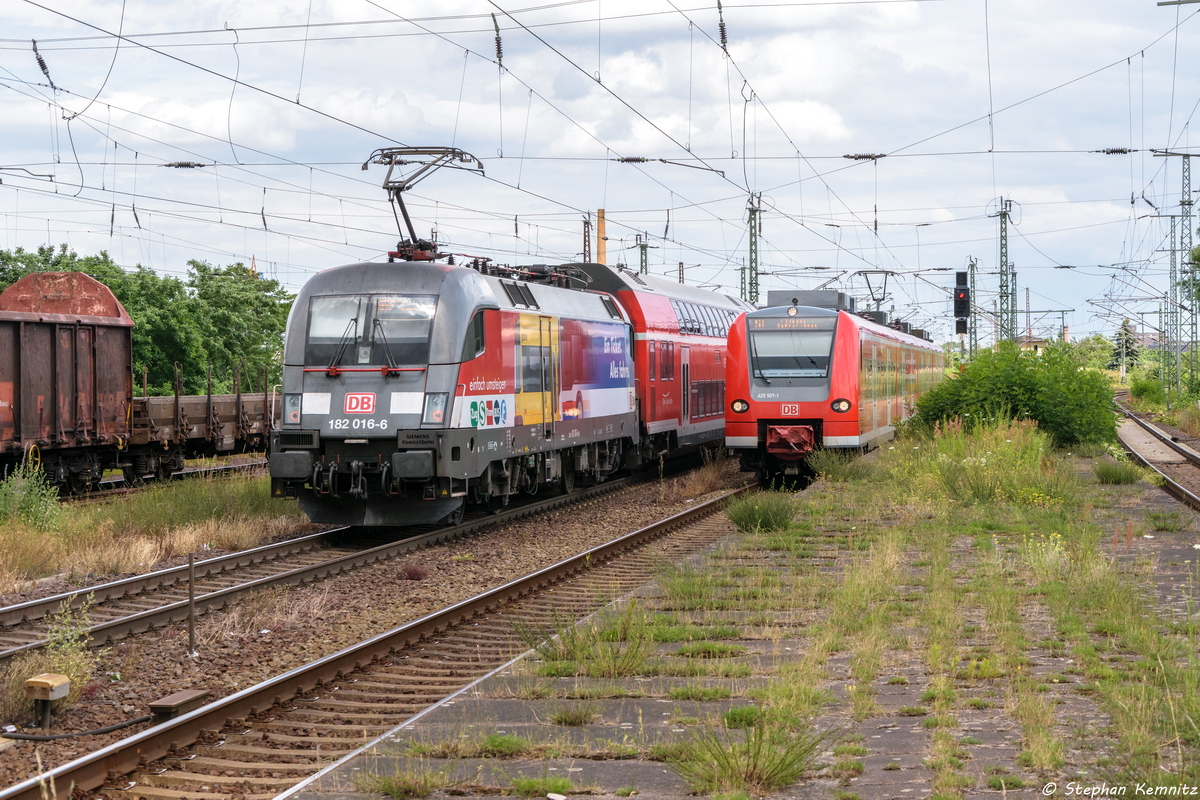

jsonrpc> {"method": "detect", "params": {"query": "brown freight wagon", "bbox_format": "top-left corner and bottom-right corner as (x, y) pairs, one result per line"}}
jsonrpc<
(0, 272), (278, 491)
(0, 272), (133, 490)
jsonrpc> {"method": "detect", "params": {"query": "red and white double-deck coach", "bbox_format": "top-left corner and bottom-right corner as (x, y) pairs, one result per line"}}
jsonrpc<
(577, 265), (754, 461)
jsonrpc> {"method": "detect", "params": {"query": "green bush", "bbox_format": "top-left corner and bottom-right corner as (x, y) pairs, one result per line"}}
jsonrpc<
(1129, 376), (1166, 405)
(725, 491), (798, 532)
(910, 342), (1116, 447)
(0, 462), (63, 531)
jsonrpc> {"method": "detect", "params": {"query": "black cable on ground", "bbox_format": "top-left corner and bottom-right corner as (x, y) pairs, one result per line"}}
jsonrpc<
(2, 714), (154, 740)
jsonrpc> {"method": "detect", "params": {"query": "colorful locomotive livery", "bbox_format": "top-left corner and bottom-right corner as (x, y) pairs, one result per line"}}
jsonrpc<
(269, 260), (752, 526)
(724, 303), (944, 482)
(0, 272), (276, 491)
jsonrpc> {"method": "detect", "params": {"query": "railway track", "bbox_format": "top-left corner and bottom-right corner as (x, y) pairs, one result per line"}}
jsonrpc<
(66, 459), (269, 504)
(0, 483), (749, 800)
(0, 473), (651, 665)
(1114, 399), (1200, 509)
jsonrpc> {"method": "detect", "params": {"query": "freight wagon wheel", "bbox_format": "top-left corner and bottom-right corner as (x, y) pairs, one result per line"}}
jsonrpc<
(560, 466), (576, 495)
(122, 466), (144, 488)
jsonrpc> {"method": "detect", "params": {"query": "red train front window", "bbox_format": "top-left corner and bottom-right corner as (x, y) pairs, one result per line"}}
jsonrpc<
(749, 316), (836, 380)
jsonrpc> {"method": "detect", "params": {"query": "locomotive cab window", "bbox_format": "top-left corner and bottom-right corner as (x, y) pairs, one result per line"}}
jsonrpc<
(748, 316), (837, 382)
(305, 293), (436, 366)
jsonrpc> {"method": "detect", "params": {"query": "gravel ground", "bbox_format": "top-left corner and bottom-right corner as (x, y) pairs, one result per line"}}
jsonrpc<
(0, 461), (747, 788)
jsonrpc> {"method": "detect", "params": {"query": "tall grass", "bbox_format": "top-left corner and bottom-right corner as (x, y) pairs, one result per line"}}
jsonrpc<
(725, 490), (798, 532)
(0, 596), (100, 722)
(806, 449), (875, 482)
(0, 474), (308, 593)
(881, 418), (1079, 507)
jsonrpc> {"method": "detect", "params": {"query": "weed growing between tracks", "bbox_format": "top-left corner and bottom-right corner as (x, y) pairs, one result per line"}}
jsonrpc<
(366, 420), (1200, 797)
(0, 594), (100, 722)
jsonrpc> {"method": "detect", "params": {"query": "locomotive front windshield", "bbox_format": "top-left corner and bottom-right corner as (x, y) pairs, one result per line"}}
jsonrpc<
(749, 316), (837, 380)
(305, 294), (437, 366)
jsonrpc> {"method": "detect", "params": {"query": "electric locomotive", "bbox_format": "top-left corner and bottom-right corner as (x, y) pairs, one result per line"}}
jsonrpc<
(725, 302), (943, 481)
(269, 260), (639, 526)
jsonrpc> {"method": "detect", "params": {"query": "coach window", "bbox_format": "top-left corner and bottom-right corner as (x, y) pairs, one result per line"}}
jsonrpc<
(648, 341), (657, 381)
(461, 311), (486, 361)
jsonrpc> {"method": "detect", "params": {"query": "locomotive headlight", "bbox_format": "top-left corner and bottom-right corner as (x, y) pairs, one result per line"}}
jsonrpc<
(422, 392), (448, 424)
(284, 394), (302, 425)
(831, 398), (852, 413)
(731, 399), (750, 413)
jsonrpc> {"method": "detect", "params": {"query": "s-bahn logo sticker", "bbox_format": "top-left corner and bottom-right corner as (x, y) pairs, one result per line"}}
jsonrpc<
(470, 398), (508, 428)
(344, 393), (376, 414)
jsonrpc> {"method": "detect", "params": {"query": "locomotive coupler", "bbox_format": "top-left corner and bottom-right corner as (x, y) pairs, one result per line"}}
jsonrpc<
(349, 461), (367, 499)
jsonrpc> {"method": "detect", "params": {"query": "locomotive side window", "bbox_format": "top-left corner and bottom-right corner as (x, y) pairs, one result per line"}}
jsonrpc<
(748, 316), (836, 380)
(648, 341), (657, 381)
(461, 311), (486, 361)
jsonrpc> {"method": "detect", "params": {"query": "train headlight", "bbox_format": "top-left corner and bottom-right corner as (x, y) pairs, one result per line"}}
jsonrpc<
(422, 392), (448, 424)
(284, 393), (302, 425)
(731, 399), (750, 413)
(831, 398), (852, 413)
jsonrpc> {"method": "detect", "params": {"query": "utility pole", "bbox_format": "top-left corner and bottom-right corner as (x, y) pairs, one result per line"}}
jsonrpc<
(597, 208), (607, 265)
(583, 213), (592, 262)
(995, 198), (1017, 342)
(968, 257), (978, 358)
(637, 233), (649, 274)
(746, 193), (761, 305)
(1153, 150), (1195, 391)
(1025, 287), (1031, 340)
(1186, 155), (1196, 390)
(678, 261), (685, 284)
(1170, 216), (1180, 393)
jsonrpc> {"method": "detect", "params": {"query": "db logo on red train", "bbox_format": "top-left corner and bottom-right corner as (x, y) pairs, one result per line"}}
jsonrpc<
(344, 393), (376, 414)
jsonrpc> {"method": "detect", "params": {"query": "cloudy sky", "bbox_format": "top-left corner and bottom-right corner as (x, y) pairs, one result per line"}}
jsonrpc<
(2, 0), (1198, 342)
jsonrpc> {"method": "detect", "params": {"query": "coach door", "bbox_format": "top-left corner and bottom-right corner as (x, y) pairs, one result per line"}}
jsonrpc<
(680, 345), (690, 423)
(539, 315), (555, 438)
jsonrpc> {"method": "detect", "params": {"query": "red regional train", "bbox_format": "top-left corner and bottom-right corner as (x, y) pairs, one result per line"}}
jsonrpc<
(724, 302), (944, 482)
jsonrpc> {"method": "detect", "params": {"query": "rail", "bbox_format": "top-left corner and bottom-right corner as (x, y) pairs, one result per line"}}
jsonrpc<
(0, 484), (751, 800)
(0, 473), (644, 663)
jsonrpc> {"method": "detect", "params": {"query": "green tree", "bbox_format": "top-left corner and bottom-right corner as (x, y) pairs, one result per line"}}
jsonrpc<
(0, 245), (293, 395)
(186, 260), (292, 392)
(1107, 319), (1140, 371)
(1070, 333), (1113, 371)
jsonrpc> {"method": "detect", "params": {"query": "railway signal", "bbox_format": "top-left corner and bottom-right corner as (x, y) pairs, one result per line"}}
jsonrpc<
(953, 272), (971, 319)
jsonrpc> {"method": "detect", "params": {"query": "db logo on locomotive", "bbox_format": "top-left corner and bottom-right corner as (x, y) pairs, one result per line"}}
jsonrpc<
(344, 393), (376, 414)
